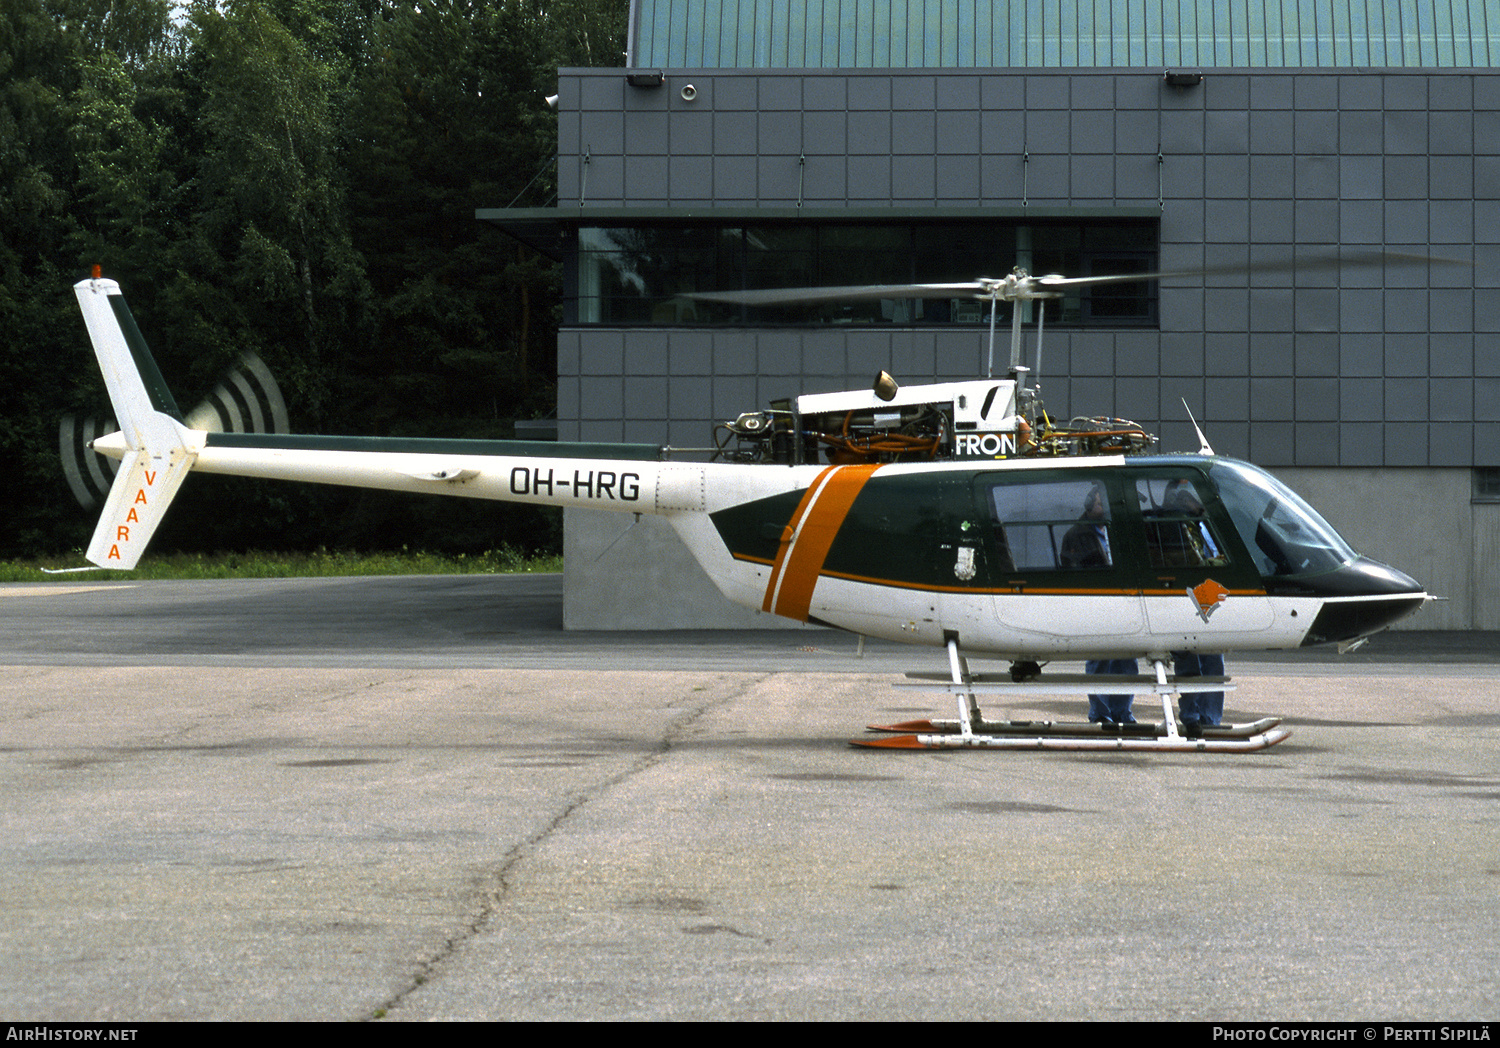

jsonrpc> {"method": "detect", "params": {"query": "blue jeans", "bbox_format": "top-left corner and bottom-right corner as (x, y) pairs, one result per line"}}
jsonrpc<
(1173, 652), (1225, 725)
(1086, 659), (1138, 723)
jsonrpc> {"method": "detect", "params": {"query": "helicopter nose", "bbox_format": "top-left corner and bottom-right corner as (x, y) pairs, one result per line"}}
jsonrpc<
(1298, 557), (1428, 647)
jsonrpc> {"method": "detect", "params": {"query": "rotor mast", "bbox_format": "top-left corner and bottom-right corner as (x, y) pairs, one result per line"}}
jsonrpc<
(975, 267), (1062, 428)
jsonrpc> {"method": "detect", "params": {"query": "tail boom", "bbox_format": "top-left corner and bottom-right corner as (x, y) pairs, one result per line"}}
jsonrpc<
(193, 435), (670, 512)
(188, 434), (815, 519)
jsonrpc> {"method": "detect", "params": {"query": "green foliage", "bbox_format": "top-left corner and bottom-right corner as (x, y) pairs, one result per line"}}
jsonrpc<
(344, 0), (565, 434)
(0, 0), (629, 560)
(0, 544), (564, 581)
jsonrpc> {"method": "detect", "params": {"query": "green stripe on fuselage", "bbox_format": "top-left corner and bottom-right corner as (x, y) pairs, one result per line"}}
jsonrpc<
(205, 432), (664, 460)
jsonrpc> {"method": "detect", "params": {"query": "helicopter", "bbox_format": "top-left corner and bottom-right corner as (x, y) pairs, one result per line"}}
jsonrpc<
(69, 265), (1429, 752)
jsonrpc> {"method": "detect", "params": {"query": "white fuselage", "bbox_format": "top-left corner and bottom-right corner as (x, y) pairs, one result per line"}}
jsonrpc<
(90, 438), (1405, 659)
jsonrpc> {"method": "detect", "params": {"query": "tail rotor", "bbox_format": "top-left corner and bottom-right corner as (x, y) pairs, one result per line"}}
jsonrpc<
(60, 351), (288, 510)
(59, 413), (120, 510)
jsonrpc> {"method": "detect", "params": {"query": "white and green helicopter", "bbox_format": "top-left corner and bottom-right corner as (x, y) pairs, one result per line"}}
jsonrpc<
(71, 268), (1428, 753)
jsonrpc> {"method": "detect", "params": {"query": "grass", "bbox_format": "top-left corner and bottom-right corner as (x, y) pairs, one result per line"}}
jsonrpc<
(0, 547), (563, 582)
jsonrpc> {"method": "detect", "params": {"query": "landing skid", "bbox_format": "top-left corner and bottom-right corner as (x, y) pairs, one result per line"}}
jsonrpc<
(850, 635), (1291, 753)
(853, 728), (1290, 752)
(867, 715), (1283, 739)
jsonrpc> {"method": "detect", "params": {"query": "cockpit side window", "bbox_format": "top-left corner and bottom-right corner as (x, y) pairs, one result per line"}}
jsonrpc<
(988, 478), (1114, 572)
(1135, 477), (1230, 569)
(1208, 461), (1356, 578)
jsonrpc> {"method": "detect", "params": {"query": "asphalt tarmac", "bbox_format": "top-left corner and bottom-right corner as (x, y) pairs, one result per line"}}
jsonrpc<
(1, 575), (1496, 1021)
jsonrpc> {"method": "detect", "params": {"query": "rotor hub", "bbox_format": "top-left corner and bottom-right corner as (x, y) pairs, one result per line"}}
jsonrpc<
(976, 268), (1065, 302)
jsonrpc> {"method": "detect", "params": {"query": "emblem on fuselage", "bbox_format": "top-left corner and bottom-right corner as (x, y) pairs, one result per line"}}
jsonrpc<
(1189, 579), (1229, 622)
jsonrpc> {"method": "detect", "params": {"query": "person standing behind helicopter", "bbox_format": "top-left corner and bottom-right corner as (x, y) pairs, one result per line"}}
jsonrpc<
(1161, 479), (1225, 732)
(1084, 658), (1138, 726)
(1062, 484), (1138, 726)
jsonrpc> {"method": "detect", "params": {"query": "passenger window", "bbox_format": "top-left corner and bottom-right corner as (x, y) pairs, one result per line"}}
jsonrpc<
(989, 479), (1114, 572)
(1135, 478), (1229, 569)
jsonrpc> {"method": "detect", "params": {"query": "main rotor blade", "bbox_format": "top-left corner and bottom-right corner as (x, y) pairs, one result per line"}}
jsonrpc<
(1033, 250), (1472, 290)
(681, 251), (1472, 308)
(682, 282), (988, 306)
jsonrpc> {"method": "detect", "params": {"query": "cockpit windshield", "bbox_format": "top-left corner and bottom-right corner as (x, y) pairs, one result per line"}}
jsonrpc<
(1208, 460), (1356, 579)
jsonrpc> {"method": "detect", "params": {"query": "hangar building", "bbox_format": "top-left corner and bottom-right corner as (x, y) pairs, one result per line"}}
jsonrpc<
(483, 0), (1499, 630)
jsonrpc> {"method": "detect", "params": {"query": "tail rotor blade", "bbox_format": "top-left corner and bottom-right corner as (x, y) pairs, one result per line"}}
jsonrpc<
(59, 414), (120, 509)
(81, 416), (119, 493)
(181, 353), (288, 435)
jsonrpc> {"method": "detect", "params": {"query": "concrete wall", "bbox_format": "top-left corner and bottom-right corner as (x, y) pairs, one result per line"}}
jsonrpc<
(564, 509), (810, 630)
(1273, 467), (1497, 630)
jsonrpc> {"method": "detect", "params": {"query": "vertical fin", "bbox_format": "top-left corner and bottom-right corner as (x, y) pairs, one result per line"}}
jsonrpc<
(73, 276), (200, 569)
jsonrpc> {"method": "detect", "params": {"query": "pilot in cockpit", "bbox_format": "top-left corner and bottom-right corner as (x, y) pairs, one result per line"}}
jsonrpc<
(1060, 483), (1113, 570)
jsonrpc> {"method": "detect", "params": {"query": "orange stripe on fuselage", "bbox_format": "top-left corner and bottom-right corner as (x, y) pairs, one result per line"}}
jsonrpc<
(762, 464), (881, 621)
(760, 466), (836, 613)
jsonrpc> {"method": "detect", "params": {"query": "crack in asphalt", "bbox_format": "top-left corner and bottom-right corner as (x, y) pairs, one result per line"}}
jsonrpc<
(364, 672), (770, 1021)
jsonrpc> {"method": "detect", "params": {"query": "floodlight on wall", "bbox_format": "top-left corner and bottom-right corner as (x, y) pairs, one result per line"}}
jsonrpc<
(543, 94), (559, 109)
(626, 71), (665, 88)
(680, 84), (697, 102)
(1163, 70), (1204, 88)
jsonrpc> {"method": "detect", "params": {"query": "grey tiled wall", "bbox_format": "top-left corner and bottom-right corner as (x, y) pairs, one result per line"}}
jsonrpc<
(557, 67), (1497, 468)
